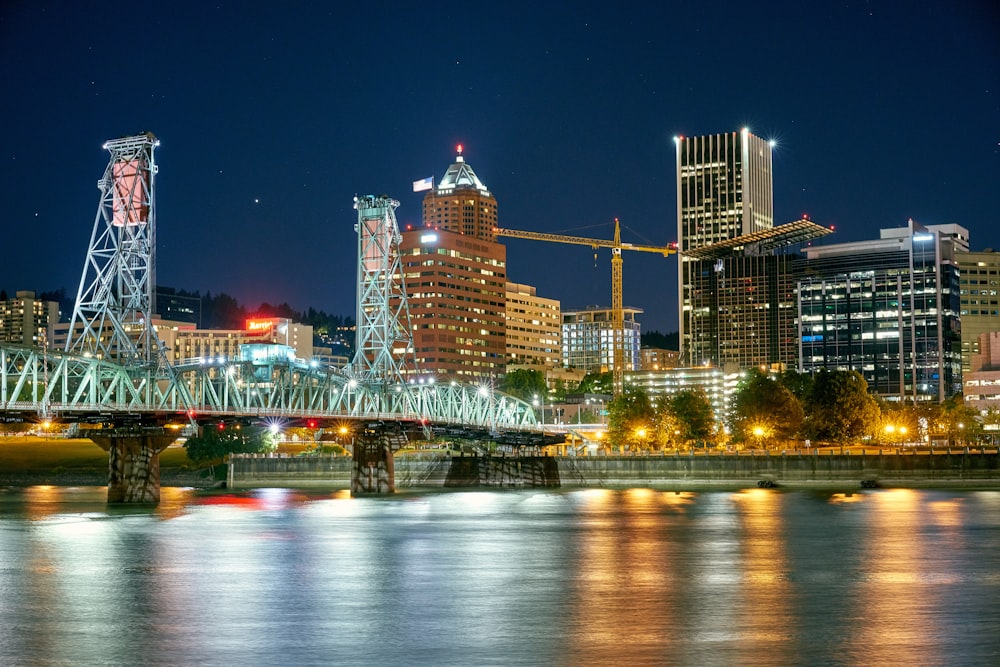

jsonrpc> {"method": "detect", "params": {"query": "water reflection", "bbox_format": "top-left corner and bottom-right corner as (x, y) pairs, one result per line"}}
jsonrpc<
(1, 487), (998, 666)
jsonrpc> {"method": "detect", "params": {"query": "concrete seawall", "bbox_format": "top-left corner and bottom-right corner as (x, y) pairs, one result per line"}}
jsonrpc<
(229, 450), (1000, 490)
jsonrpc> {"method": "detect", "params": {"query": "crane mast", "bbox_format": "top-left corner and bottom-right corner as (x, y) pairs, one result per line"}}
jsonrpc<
(494, 219), (676, 396)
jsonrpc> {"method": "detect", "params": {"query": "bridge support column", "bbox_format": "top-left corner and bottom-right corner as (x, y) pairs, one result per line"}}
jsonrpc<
(89, 430), (177, 503)
(351, 436), (395, 495)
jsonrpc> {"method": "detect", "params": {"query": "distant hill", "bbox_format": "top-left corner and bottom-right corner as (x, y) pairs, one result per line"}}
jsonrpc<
(641, 330), (678, 350)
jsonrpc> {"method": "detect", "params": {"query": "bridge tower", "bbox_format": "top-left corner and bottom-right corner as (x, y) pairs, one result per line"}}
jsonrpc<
(66, 133), (163, 366)
(350, 195), (415, 494)
(351, 195), (415, 384)
(64, 133), (191, 504)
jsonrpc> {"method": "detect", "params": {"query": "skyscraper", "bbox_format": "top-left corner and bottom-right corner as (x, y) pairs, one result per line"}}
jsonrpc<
(421, 145), (498, 241)
(675, 129), (774, 364)
(400, 150), (507, 381)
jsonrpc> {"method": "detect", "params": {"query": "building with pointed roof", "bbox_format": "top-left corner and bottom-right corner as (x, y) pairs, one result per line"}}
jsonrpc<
(421, 145), (499, 241)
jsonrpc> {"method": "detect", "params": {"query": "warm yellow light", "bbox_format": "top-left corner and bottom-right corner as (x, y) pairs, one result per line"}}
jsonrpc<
(752, 426), (765, 437)
(339, 426), (349, 435)
(635, 428), (647, 439)
(885, 424), (896, 434)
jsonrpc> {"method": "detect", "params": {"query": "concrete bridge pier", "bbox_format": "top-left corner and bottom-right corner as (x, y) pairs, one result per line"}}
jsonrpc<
(351, 435), (395, 495)
(89, 430), (177, 503)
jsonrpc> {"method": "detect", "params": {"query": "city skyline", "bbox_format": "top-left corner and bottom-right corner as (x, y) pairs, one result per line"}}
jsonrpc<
(1, 1), (997, 333)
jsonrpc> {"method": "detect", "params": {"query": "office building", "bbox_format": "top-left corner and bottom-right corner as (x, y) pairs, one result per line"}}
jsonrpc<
(399, 228), (507, 381)
(561, 305), (642, 374)
(0, 291), (60, 348)
(681, 218), (831, 370)
(963, 331), (1000, 411)
(421, 146), (498, 241)
(153, 317), (314, 365)
(675, 129), (774, 363)
(639, 347), (679, 371)
(798, 220), (966, 402)
(505, 283), (561, 368)
(627, 365), (739, 424)
(955, 249), (1000, 373)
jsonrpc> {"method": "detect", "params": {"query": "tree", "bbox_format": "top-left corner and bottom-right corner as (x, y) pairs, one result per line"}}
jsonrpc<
(564, 371), (612, 397)
(499, 368), (547, 403)
(778, 369), (813, 402)
(671, 389), (715, 447)
(935, 394), (982, 445)
(729, 369), (804, 446)
(803, 369), (879, 443)
(184, 424), (276, 468)
(607, 387), (655, 450)
(640, 330), (679, 350)
(877, 402), (921, 446)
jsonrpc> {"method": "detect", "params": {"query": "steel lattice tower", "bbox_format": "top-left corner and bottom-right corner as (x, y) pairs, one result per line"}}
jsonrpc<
(66, 133), (162, 366)
(351, 195), (415, 384)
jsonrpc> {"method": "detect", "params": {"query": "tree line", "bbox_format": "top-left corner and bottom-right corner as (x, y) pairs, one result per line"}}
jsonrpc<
(502, 367), (992, 450)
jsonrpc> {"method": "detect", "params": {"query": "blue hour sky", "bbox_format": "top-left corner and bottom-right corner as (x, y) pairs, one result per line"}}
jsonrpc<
(1, 1), (997, 333)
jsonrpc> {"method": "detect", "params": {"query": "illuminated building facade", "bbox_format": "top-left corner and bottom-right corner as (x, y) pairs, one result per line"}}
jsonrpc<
(676, 129), (774, 363)
(964, 331), (1000, 411)
(639, 347), (679, 371)
(681, 219), (830, 371)
(505, 283), (561, 368)
(797, 220), (966, 402)
(626, 365), (739, 423)
(561, 306), (642, 374)
(955, 249), (1000, 374)
(0, 291), (60, 348)
(421, 146), (498, 241)
(399, 228), (507, 381)
(153, 317), (314, 365)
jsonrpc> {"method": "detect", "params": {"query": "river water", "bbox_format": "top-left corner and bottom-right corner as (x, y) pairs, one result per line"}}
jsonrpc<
(1, 486), (999, 667)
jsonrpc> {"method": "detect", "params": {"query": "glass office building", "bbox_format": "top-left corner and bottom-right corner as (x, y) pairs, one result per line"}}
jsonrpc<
(797, 221), (966, 402)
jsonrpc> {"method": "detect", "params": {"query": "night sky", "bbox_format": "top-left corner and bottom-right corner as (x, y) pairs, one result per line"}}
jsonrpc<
(2, 1), (997, 333)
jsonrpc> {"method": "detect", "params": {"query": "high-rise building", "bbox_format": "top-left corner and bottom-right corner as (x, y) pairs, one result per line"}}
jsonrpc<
(955, 249), (1000, 374)
(0, 291), (60, 348)
(679, 218), (830, 370)
(421, 146), (498, 241)
(798, 220), (966, 402)
(399, 229), (507, 381)
(675, 129), (774, 363)
(505, 283), (561, 368)
(561, 306), (642, 374)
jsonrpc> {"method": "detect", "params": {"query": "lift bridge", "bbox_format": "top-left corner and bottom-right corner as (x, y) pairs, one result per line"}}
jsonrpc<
(0, 133), (537, 435)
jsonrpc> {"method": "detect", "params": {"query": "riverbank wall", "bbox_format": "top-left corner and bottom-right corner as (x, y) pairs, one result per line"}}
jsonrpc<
(228, 450), (1000, 490)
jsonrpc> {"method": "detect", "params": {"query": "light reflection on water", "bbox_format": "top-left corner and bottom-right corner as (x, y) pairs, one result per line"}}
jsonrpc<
(1, 487), (999, 666)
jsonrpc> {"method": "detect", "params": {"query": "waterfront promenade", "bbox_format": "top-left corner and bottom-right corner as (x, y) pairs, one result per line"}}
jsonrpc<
(228, 448), (1000, 491)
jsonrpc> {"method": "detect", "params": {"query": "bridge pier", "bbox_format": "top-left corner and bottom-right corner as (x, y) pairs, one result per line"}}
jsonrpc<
(351, 434), (395, 495)
(89, 430), (177, 503)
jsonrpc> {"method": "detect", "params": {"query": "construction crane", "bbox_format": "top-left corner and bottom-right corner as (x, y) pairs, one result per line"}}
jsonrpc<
(494, 219), (676, 397)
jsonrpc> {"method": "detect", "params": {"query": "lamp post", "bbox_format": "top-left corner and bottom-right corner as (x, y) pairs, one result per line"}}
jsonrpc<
(533, 394), (545, 428)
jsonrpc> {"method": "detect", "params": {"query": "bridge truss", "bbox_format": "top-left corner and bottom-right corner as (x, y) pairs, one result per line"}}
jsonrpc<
(0, 136), (540, 432)
(1, 344), (538, 429)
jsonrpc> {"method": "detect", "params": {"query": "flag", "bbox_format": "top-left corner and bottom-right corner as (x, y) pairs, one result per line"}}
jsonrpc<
(412, 176), (434, 192)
